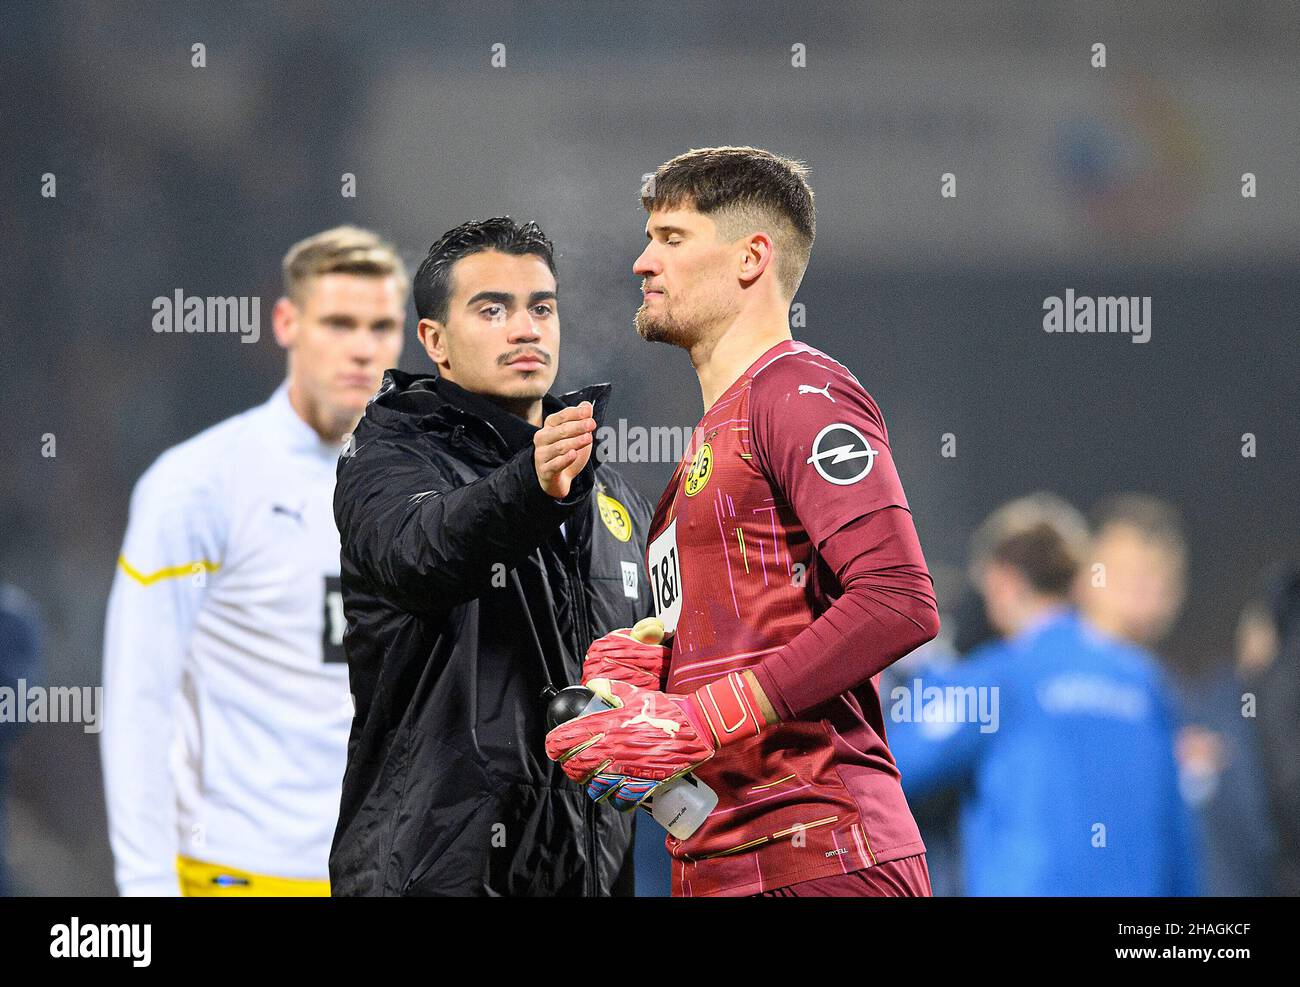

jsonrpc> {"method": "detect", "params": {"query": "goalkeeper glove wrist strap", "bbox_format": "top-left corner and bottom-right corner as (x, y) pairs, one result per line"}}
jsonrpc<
(684, 671), (767, 749)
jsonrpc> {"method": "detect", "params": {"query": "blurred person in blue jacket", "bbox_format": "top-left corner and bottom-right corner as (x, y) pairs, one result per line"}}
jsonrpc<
(0, 583), (45, 897)
(889, 493), (1199, 896)
(881, 568), (998, 898)
(1081, 495), (1278, 895)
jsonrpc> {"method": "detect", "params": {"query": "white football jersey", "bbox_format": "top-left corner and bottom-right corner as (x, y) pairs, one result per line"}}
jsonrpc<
(102, 383), (352, 895)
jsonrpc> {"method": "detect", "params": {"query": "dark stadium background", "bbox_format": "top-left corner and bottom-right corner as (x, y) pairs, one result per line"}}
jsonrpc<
(1, 1), (1297, 893)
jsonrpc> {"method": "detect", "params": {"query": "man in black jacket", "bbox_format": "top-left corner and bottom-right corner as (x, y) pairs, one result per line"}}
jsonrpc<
(330, 218), (655, 896)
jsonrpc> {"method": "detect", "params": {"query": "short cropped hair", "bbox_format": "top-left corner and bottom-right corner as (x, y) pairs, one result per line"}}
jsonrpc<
(641, 146), (816, 298)
(413, 217), (556, 324)
(281, 225), (408, 304)
(970, 492), (1091, 597)
(1090, 493), (1187, 564)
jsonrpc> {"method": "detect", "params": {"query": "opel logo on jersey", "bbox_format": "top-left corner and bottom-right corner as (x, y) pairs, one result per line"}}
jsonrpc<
(806, 423), (878, 485)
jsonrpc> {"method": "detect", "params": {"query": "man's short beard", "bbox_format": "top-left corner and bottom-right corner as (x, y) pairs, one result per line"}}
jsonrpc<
(635, 301), (704, 347)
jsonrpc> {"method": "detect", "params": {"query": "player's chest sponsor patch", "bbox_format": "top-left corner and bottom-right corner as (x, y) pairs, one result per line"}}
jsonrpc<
(647, 518), (683, 634)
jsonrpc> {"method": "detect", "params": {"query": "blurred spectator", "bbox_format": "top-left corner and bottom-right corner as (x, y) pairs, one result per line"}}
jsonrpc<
(0, 583), (45, 897)
(890, 493), (1199, 895)
(1242, 565), (1300, 895)
(1172, 582), (1278, 894)
(1077, 494), (1278, 894)
(1079, 494), (1187, 653)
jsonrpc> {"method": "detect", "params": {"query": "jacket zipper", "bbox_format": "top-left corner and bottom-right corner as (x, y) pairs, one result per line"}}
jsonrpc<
(563, 512), (600, 897)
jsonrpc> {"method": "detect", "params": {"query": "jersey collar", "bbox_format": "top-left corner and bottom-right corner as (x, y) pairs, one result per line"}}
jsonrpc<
(266, 381), (347, 463)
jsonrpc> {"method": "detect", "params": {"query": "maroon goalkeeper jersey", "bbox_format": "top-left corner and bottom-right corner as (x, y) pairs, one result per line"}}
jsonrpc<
(646, 339), (928, 896)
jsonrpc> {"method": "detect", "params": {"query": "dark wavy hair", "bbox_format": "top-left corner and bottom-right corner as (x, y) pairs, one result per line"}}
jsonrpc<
(413, 217), (556, 323)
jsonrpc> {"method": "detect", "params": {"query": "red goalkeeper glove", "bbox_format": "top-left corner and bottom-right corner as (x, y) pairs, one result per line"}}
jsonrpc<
(580, 617), (671, 692)
(544, 671), (769, 810)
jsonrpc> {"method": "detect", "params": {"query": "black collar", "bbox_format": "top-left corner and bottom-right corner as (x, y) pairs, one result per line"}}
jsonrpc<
(417, 376), (555, 455)
(370, 368), (612, 463)
(397, 377), (566, 457)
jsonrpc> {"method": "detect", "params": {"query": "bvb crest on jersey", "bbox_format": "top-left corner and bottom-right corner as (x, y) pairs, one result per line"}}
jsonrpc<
(597, 492), (633, 542)
(683, 442), (713, 497)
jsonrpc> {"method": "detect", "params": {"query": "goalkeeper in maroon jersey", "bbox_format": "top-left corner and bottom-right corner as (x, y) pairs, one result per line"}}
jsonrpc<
(545, 146), (940, 897)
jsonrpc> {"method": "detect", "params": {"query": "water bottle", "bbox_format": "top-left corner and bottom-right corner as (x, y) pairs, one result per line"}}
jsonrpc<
(544, 684), (717, 839)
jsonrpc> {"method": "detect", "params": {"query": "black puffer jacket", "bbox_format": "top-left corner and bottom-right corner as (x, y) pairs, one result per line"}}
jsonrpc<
(330, 370), (654, 896)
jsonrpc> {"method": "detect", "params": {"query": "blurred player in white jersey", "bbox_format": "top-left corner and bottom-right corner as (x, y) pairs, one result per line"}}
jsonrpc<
(102, 227), (407, 895)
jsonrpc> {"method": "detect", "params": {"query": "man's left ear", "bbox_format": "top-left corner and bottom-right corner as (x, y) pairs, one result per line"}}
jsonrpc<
(738, 232), (774, 287)
(271, 297), (298, 350)
(418, 318), (451, 367)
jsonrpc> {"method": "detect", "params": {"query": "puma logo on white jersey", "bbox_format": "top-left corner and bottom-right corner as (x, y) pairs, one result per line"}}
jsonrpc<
(271, 502), (306, 525)
(626, 698), (681, 737)
(798, 382), (835, 402)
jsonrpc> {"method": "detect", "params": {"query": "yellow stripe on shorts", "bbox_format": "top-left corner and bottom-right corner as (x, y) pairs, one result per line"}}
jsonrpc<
(177, 855), (330, 897)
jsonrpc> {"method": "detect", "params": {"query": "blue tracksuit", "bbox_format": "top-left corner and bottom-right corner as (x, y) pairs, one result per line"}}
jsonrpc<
(888, 609), (1199, 896)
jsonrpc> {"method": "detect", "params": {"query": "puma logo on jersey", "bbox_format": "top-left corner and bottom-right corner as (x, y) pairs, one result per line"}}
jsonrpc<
(271, 503), (305, 525)
(798, 382), (835, 402)
(625, 698), (682, 737)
